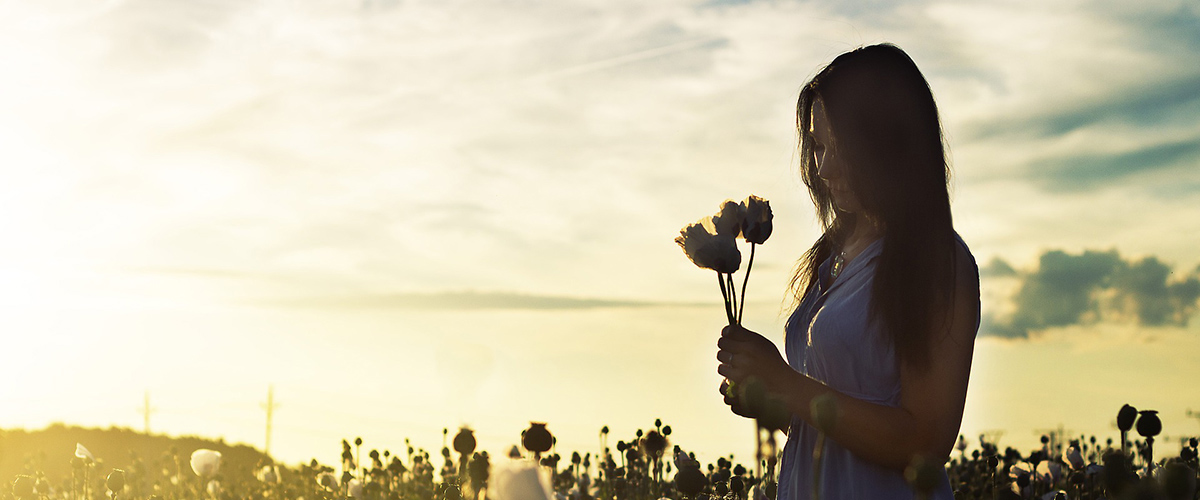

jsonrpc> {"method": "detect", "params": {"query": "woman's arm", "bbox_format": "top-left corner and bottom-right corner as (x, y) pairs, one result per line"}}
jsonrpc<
(717, 244), (979, 472)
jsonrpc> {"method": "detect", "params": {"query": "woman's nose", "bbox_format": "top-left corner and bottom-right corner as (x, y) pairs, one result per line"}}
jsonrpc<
(816, 152), (838, 181)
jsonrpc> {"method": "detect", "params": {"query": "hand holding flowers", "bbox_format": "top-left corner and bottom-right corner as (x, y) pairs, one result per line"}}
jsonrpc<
(677, 195), (789, 443)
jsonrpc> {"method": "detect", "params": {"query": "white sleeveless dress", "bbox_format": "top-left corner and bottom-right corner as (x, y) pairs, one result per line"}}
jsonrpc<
(775, 235), (978, 500)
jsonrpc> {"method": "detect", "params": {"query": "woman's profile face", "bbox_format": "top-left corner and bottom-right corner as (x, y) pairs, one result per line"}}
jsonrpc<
(810, 97), (864, 214)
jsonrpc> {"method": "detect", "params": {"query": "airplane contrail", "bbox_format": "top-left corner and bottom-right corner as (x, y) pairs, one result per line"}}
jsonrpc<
(340, 33), (727, 128)
(521, 35), (728, 83)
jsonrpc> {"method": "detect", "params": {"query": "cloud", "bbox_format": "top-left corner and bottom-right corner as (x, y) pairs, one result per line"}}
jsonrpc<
(963, 74), (1200, 143)
(983, 249), (1200, 338)
(260, 290), (709, 311)
(928, 0), (1200, 199)
(1027, 137), (1200, 192)
(979, 256), (1017, 277)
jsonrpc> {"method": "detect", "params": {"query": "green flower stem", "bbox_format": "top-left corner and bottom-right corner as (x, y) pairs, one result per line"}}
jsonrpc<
(717, 272), (735, 325)
(812, 432), (827, 500)
(755, 423), (764, 484)
(738, 243), (756, 325)
(726, 273), (739, 325)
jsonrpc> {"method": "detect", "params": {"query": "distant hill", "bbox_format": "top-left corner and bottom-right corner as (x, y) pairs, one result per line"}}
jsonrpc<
(0, 424), (271, 484)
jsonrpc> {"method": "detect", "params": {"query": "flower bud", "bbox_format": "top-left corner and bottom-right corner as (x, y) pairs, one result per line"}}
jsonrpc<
(739, 195), (773, 245)
(1116, 404), (1137, 432)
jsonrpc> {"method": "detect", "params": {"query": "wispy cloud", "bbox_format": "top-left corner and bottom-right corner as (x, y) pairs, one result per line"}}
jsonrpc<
(1027, 137), (1200, 192)
(261, 290), (710, 311)
(5, 0), (1200, 310)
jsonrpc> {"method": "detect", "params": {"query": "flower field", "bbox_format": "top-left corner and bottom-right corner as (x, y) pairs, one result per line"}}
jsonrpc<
(5, 410), (1198, 500)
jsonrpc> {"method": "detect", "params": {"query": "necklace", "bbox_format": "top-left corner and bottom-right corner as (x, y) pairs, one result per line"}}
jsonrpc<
(832, 227), (880, 279)
(830, 251), (847, 278)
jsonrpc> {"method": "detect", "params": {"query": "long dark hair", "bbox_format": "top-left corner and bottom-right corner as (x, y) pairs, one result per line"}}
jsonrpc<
(789, 43), (956, 373)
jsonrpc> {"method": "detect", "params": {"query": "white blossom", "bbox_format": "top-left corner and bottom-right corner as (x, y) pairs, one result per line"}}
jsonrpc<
(190, 449), (222, 478)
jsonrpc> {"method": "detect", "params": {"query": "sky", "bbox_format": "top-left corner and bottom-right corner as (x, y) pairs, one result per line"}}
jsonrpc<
(1, 0), (1199, 469)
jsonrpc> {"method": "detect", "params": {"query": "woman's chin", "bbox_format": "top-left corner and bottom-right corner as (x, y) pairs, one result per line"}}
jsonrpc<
(833, 201), (859, 214)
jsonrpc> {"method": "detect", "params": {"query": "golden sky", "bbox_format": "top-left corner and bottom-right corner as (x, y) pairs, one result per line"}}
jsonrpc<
(2, 0), (1199, 466)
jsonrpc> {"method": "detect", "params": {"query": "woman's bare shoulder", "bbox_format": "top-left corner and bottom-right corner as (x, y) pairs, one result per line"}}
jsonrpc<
(949, 233), (981, 342)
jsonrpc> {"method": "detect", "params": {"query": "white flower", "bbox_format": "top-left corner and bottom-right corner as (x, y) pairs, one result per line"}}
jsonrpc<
(190, 449), (222, 478)
(709, 200), (742, 237)
(1064, 446), (1084, 469)
(676, 221), (740, 274)
(1009, 461), (1032, 480)
(490, 462), (553, 500)
(75, 443), (95, 462)
(316, 472), (337, 489)
(348, 479), (363, 499)
(738, 195), (773, 245)
(1036, 460), (1061, 483)
(673, 448), (698, 470)
(257, 465), (280, 483)
(206, 480), (221, 499)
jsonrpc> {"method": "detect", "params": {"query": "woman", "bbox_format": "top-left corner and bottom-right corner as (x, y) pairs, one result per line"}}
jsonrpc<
(715, 44), (980, 500)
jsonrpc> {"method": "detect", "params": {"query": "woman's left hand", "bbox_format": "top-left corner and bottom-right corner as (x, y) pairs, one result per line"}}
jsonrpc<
(716, 324), (792, 392)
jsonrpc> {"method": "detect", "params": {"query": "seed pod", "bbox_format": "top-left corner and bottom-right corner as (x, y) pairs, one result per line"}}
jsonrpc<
(12, 475), (35, 499)
(453, 428), (476, 456)
(1135, 410), (1161, 438)
(522, 423), (553, 454)
(106, 469), (126, 493)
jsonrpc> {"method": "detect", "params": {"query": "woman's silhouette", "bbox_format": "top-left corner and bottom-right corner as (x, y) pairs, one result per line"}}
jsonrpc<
(716, 43), (981, 500)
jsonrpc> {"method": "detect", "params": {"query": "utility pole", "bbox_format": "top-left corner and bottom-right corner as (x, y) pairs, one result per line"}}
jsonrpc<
(979, 429), (1006, 448)
(1033, 424), (1073, 457)
(261, 386), (280, 455)
(137, 390), (157, 434)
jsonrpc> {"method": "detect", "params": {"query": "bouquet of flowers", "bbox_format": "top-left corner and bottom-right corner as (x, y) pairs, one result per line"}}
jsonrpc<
(674, 195), (773, 325)
(676, 195), (785, 493)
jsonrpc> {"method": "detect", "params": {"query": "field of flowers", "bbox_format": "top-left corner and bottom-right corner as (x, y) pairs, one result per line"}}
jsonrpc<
(5, 407), (1198, 500)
